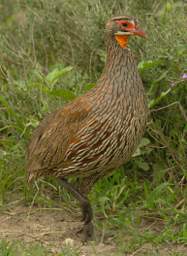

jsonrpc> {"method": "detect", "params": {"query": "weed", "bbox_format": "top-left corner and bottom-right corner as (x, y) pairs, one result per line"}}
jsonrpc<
(0, 0), (187, 254)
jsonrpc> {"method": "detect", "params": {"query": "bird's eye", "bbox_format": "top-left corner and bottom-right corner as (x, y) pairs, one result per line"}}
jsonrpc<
(122, 23), (128, 27)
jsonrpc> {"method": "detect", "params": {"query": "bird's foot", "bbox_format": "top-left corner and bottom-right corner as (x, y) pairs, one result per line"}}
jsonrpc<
(76, 221), (94, 242)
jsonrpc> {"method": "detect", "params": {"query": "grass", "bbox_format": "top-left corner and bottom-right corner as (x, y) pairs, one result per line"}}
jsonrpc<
(0, 241), (49, 256)
(0, 0), (187, 255)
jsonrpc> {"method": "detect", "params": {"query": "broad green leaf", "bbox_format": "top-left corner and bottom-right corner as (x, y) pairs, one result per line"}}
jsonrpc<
(148, 88), (171, 108)
(46, 66), (73, 86)
(46, 88), (76, 101)
(133, 138), (150, 157)
(83, 83), (95, 92)
(139, 137), (150, 147)
(138, 60), (162, 71)
(32, 83), (75, 101)
(137, 161), (150, 171)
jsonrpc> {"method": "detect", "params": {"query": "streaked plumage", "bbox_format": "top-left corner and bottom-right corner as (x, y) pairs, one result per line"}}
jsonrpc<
(27, 16), (148, 241)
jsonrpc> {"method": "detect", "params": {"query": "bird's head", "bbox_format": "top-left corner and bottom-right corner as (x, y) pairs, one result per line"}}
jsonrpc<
(106, 16), (146, 48)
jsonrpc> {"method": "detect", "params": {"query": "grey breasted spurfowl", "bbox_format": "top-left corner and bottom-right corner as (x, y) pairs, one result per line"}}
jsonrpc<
(27, 16), (148, 241)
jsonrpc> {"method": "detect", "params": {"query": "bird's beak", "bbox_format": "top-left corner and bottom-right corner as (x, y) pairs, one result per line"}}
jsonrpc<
(131, 28), (146, 38)
(115, 28), (146, 38)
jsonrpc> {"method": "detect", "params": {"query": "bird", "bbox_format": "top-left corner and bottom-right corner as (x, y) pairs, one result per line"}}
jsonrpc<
(27, 16), (148, 241)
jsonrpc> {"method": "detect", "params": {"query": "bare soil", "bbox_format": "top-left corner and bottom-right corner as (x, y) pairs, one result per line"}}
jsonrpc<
(0, 204), (187, 255)
(0, 204), (116, 255)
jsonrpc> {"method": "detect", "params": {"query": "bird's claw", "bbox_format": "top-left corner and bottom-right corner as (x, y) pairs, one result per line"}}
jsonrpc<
(76, 221), (94, 242)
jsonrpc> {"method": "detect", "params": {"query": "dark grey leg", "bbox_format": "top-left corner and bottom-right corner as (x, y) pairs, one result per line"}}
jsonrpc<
(61, 178), (94, 241)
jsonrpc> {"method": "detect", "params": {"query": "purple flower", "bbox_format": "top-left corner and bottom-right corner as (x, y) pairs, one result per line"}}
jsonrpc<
(182, 73), (187, 79)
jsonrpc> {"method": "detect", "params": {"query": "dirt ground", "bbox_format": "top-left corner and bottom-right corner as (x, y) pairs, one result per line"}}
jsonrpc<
(0, 205), (187, 256)
(0, 204), (116, 255)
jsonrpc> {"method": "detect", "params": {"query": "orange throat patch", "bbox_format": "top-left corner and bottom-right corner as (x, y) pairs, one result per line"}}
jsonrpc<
(115, 35), (128, 48)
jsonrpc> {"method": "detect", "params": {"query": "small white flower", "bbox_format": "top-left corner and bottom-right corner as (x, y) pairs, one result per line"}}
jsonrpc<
(64, 238), (74, 247)
(182, 73), (187, 79)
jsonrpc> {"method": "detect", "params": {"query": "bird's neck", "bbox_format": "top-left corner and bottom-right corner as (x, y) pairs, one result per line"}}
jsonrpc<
(87, 36), (144, 109)
(95, 36), (139, 96)
(105, 36), (136, 75)
(86, 36), (146, 118)
(89, 36), (145, 112)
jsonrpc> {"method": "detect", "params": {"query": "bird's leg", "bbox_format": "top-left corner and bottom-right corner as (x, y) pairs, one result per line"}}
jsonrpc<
(60, 178), (94, 241)
(76, 173), (107, 232)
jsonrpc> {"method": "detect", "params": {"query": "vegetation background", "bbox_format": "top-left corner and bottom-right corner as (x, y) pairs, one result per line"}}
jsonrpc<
(0, 0), (187, 255)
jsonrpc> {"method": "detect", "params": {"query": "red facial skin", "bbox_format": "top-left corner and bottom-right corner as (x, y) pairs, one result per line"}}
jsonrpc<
(116, 20), (146, 38)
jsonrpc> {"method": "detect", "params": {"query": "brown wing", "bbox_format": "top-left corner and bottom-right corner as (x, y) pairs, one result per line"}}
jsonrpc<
(27, 97), (91, 178)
